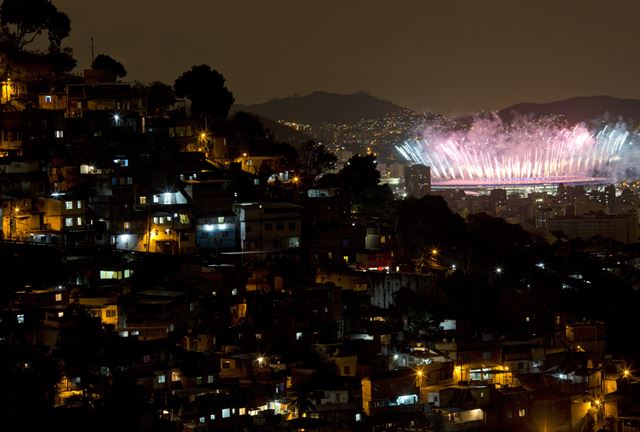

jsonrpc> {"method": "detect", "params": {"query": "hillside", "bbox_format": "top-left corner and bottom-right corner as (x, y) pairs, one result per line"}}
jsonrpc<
(234, 91), (406, 125)
(497, 95), (640, 125)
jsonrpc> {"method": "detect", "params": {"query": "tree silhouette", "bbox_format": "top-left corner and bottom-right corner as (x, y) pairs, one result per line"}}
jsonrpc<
(92, 54), (127, 78)
(0, 0), (70, 52)
(174, 64), (234, 121)
(297, 140), (337, 182)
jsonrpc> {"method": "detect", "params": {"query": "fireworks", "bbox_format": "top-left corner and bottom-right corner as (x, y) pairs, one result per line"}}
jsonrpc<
(396, 117), (633, 187)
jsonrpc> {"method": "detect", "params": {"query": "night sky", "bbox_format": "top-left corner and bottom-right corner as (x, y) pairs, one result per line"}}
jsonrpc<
(54, 0), (640, 115)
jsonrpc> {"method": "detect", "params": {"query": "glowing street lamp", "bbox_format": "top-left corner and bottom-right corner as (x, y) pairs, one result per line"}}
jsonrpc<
(623, 369), (631, 378)
(431, 248), (438, 256)
(495, 267), (503, 275)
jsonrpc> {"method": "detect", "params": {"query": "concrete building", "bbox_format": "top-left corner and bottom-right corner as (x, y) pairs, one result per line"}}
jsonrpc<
(547, 212), (639, 244)
(404, 164), (431, 198)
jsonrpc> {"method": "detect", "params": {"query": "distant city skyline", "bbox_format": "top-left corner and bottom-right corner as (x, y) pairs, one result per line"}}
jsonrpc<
(54, 0), (640, 115)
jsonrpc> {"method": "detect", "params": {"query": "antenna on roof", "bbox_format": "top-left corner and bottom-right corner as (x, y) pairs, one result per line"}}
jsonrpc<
(90, 37), (95, 63)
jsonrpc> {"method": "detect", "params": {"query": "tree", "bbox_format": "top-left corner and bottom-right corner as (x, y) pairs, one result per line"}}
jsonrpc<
(297, 140), (337, 182)
(338, 154), (394, 216)
(134, 81), (176, 113)
(0, 0), (70, 52)
(174, 64), (234, 121)
(91, 54), (127, 79)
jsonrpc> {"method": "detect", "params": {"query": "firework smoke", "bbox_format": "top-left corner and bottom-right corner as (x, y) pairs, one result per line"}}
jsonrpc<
(397, 117), (636, 184)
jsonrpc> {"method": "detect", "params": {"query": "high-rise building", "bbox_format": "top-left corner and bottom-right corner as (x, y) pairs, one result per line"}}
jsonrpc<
(405, 164), (431, 197)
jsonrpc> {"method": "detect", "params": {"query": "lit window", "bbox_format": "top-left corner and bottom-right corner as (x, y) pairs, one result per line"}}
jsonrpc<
(232, 288), (238, 296)
(65, 217), (73, 227)
(76, 217), (82, 226)
(106, 309), (117, 318)
(153, 195), (159, 203)
(65, 201), (73, 210)
(139, 196), (147, 205)
(44, 95), (52, 103)
(199, 417), (205, 424)
(153, 217), (158, 224)
(518, 409), (526, 417)
(296, 332), (303, 340)
(210, 414), (216, 420)
(255, 333), (262, 340)
(171, 371), (180, 381)
(239, 408), (246, 416)
(55, 130), (63, 138)
(55, 293), (62, 302)
(222, 409), (231, 418)
(218, 216), (225, 223)
(17, 314), (25, 324)
(123, 221), (130, 230)
(57, 311), (64, 318)
(163, 193), (171, 204)
(157, 375), (165, 384)
(76, 200), (82, 209)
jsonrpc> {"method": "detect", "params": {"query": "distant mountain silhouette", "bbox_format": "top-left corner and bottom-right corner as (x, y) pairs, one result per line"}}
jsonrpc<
(497, 95), (640, 125)
(234, 91), (406, 125)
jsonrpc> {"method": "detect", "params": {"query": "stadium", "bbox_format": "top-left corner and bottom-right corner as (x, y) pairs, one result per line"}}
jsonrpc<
(396, 119), (632, 191)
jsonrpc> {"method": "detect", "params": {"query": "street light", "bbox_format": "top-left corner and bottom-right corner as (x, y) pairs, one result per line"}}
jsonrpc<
(495, 267), (503, 275)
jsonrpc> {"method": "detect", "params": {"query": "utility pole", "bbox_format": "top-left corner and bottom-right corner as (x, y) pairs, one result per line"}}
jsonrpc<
(90, 37), (95, 63)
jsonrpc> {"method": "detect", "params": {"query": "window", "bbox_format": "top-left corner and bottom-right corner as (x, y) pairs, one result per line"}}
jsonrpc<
(139, 196), (147, 205)
(222, 361), (231, 369)
(65, 201), (73, 210)
(264, 223), (273, 230)
(506, 411), (512, 419)
(255, 333), (262, 340)
(222, 409), (231, 418)
(218, 216), (225, 223)
(289, 222), (296, 230)
(106, 309), (116, 318)
(343, 366), (351, 375)
(296, 332), (303, 340)
(45, 95), (52, 103)
(276, 222), (283, 230)
(199, 417), (205, 424)
(57, 311), (64, 318)
(77, 200), (82, 209)
(76, 217), (82, 226)
(153, 195), (159, 203)
(153, 217), (158, 224)
(239, 408), (246, 415)
(163, 193), (171, 204)
(171, 371), (180, 381)
(65, 217), (73, 227)
(157, 375), (166, 384)
(55, 130), (63, 138)
(208, 375), (214, 384)
(210, 414), (216, 420)
(17, 314), (24, 324)
(518, 409), (526, 417)
(123, 221), (130, 230)
(55, 293), (62, 302)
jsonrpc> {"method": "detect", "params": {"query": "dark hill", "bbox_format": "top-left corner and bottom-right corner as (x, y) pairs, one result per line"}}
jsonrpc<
(497, 95), (640, 125)
(234, 91), (406, 125)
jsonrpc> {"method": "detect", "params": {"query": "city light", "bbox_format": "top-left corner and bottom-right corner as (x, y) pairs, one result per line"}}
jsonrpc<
(495, 267), (503, 274)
